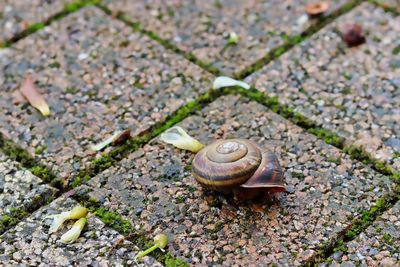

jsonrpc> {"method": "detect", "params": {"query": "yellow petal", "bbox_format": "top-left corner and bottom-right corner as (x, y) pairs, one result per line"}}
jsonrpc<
(60, 217), (86, 243)
(160, 126), (204, 153)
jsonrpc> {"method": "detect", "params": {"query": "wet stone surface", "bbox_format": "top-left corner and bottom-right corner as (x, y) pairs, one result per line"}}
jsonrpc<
(0, 197), (162, 266)
(84, 95), (395, 266)
(247, 3), (400, 170)
(323, 201), (400, 267)
(104, 0), (349, 75)
(0, 152), (56, 216)
(0, 7), (213, 180)
(0, 0), (72, 43)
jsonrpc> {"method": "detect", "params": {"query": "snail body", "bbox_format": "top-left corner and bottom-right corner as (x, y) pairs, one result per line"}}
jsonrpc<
(192, 139), (285, 200)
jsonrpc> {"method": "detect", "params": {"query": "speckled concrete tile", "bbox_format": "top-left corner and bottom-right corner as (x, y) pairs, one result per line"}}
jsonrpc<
(0, 0), (73, 43)
(103, 0), (349, 75)
(0, 197), (162, 266)
(246, 3), (400, 171)
(0, 6), (213, 180)
(322, 201), (400, 267)
(83, 95), (395, 266)
(0, 152), (56, 216)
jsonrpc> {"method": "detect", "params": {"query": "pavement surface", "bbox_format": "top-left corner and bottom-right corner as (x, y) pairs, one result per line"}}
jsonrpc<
(0, 0), (399, 266)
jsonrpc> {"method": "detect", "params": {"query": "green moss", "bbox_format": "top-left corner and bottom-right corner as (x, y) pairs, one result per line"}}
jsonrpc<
(308, 128), (344, 148)
(165, 253), (189, 267)
(4, 0), (99, 45)
(96, 2), (221, 76)
(0, 208), (29, 234)
(235, 0), (363, 79)
(307, 185), (400, 265)
(369, 0), (400, 15)
(392, 45), (400, 55)
(95, 208), (132, 236)
(0, 137), (56, 183)
(382, 233), (393, 244)
(34, 145), (47, 155)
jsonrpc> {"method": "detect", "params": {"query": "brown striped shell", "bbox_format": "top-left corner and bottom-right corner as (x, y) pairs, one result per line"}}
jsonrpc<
(192, 139), (285, 200)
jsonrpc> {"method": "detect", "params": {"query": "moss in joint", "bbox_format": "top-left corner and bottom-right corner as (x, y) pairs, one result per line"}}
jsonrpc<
(234, 0), (363, 79)
(0, 137), (56, 183)
(95, 208), (132, 236)
(165, 252), (189, 267)
(0, 208), (29, 235)
(96, 3), (222, 76)
(308, 189), (400, 265)
(5, 0), (99, 45)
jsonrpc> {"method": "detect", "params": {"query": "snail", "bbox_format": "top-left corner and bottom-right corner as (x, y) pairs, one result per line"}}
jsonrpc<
(160, 127), (285, 200)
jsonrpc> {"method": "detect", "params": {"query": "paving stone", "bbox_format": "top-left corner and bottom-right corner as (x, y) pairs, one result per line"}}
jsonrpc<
(246, 3), (400, 170)
(83, 95), (395, 266)
(0, 6), (213, 180)
(322, 201), (400, 267)
(0, 152), (56, 217)
(0, 197), (162, 266)
(0, 0), (73, 43)
(104, 0), (349, 75)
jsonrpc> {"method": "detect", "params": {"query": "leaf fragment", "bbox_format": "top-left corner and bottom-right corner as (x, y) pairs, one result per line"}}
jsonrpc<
(20, 75), (50, 116)
(90, 129), (130, 152)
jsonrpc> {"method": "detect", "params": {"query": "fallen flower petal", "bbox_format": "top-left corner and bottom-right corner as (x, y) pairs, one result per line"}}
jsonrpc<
(48, 212), (70, 234)
(90, 130), (123, 151)
(135, 233), (169, 260)
(60, 217), (87, 244)
(20, 75), (50, 116)
(160, 126), (204, 153)
(212, 76), (250, 90)
(47, 206), (88, 233)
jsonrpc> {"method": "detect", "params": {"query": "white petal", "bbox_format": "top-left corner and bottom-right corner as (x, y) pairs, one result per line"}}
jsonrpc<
(212, 76), (250, 90)
(90, 130), (122, 151)
(60, 218), (86, 243)
(48, 212), (70, 233)
(160, 126), (204, 152)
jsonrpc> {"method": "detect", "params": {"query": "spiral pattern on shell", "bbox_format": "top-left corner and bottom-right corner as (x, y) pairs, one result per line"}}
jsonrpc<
(192, 139), (285, 195)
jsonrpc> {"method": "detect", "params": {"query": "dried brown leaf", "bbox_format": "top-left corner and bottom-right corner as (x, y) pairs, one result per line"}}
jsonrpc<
(20, 75), (50, 116)
(111, 129), (131, 145)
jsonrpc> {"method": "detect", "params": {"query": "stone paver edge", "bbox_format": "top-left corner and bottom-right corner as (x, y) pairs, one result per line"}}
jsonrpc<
(0, 0), (101, 48)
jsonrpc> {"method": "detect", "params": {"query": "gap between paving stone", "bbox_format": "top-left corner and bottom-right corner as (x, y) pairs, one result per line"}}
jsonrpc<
(234, 0), (364, 79)
(370, 0), (400, 15)
(1, 85), (399, 243)
(303, 186), (400, 266)
(94, 3), (223, 77)
(67, 186), (188, 266)
(0, 0), (398, 262)
(0, 0), (100, 48)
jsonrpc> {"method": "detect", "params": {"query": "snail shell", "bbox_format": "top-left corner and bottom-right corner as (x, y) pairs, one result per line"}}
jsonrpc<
(192, 139), (285, 200)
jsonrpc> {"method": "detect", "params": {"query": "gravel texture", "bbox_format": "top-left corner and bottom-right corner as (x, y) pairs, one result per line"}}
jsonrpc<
(246, 3), (400, 170)
(0, 152), (57, 216)
(322, 201), (400, 267)
(104, 0), (349, 75)
(84, 95), (395, 266)
(0, 6), (213, 180)
(0, 197), (162, 266)
(0, 0), (72, 43)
